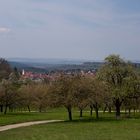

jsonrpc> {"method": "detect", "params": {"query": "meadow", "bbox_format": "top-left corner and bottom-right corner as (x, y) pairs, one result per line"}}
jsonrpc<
(0, 108), (140, 140)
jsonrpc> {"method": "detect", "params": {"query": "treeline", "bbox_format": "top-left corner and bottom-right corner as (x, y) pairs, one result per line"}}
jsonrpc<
(0, 55), (140, 121)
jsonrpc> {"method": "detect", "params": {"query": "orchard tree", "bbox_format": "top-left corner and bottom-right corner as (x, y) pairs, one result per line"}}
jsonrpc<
(33, 84), (50, 112)
(48, 75), (76, 121)
(0, 84), (5, 112)
(102, 85), (113, 113)
(72, 75), (90, 118)
(98, 55), (135, 118)
(0, 58), (15, 113)
(0, 80), (19, 114)
(123, 72), (140, 115)
(18, 84), (36, 112)
(88, 77), (108, 119)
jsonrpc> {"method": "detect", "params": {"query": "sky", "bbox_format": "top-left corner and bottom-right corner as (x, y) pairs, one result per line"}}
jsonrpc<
(0, 0), (140, 61)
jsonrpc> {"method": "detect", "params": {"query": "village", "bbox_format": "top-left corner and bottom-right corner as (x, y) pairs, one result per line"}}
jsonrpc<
(21, 69), (96, 82)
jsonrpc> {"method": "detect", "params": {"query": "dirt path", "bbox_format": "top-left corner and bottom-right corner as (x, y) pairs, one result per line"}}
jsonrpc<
(0, 120), (63, 132)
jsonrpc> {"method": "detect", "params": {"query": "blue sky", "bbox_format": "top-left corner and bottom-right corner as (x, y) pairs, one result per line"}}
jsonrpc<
(0, 0), (140, 60)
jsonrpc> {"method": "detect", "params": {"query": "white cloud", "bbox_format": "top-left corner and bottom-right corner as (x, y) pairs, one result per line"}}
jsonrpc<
(0, 27), (11, 33)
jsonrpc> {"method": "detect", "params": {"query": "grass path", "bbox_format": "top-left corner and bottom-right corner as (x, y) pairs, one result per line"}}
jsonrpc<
(0, 120), (63, 132)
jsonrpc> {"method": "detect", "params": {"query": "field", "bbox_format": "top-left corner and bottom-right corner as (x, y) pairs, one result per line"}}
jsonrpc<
(0, 108), (67, 126)
(1, 119), (140, 140)
(0, 109), (140, 140)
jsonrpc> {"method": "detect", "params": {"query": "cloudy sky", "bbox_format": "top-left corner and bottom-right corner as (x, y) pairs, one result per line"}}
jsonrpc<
(0, 0), (140, 61)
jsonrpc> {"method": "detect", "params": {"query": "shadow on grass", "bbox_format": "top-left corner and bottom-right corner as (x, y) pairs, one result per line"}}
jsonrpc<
(1, 111), (140, 125)
(0, 113), (38, 117)
(64, 114), (140, 124)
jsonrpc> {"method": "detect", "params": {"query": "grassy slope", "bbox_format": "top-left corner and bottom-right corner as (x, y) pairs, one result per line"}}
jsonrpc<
(0, 108), (67, 126)
(0, 119), (140, 140)
(1, 109), (140, 140)
(0, 108), (125, 126)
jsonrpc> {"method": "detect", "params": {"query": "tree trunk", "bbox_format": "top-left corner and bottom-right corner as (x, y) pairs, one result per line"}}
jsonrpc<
(27, 105), (30, 112)
(116, 105), (120, 119)
(67, 107), (72, 121)
(80, 109), (83, 118)
(90, 106), (93, 116)
(115, 99), (122, 119)
(0, 105), (3, 113)
(39, 106), (42, 113)
(4, 105), (8, 115)
(93, 103), (99, 119)
(95, 108), (99, 119)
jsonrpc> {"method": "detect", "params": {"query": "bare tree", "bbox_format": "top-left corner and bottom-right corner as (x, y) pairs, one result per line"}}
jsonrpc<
(88, 78), (107, 119)
(48, 75), (76, 121)
(33, 84), (50, 112)
(0, 80), (19, 114)
(18, 84), (36, 112)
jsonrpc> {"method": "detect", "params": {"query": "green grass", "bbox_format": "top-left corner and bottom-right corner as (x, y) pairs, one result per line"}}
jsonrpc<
(1, 109), (140, 140)
(0, 118), (140, 140)
(0, 108), (140, 126)
(0, 108), (68, 126)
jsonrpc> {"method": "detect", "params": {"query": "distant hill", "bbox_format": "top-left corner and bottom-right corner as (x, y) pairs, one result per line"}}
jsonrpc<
(8, 58), (140, 73)
(9, 61), (30, 68)
(9, 61), (48, 73)
(9, 59), (102, 73)
(8, 58), (84, 65)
